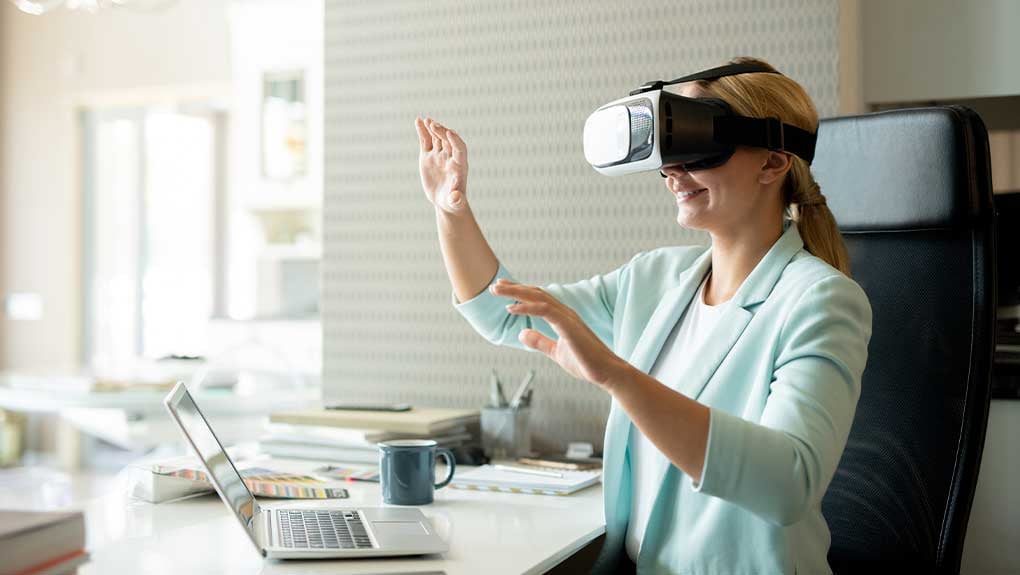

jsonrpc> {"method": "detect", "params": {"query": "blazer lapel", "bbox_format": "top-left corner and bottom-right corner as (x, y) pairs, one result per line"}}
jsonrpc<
(623, 221), (802, 381)
(674, 220), (807, 402)
(673, 305), (753, 401)
(606, 222), (806, 539)
(627, 250), (713, 374)
(637, 221), (807, 561)
(602, 248), (711, 529)
(638, 302), (752, 561)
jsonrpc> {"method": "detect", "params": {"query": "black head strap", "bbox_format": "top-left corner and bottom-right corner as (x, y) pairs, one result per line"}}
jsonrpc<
(629, 62), (779, 96)
(630, 62), (817, 164)
(715, 116), (816, 163)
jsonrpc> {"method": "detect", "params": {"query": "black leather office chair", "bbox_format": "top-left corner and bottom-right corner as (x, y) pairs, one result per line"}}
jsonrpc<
(813, 106), (996, 574)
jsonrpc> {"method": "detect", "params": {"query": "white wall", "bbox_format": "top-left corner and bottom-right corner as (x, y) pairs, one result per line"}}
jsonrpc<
(0, 1), (232, 369)
(861, 0), (1020, 103)
(961, 401), (1020, 575)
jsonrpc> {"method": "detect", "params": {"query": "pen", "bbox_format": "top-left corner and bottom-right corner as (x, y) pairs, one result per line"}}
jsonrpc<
(509, 369), (535, 410)
(520, 388), (533, 408)
(491, 368), (508, 407)
(493, 464), (563, 478)
(344, 476), (380, 483)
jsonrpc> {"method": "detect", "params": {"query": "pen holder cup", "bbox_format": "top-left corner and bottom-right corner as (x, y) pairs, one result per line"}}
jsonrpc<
(481, 407), (531, 460)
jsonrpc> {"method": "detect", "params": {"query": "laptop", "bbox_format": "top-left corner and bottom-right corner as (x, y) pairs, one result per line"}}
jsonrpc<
(163, 381), (449, 559)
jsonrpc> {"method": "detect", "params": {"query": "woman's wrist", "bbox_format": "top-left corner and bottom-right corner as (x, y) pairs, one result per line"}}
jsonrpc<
(435, 203), (472, 227)
(600, 357), (640, 395)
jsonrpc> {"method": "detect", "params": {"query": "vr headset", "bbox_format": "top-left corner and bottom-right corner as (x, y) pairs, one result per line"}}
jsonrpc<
(582, 62), (817, 176)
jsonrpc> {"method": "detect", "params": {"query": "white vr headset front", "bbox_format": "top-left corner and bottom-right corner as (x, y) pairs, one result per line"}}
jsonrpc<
(582, 62), (818, 177)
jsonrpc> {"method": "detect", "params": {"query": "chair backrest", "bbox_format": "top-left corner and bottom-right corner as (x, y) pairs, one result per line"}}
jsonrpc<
(812, 106), (996, 574)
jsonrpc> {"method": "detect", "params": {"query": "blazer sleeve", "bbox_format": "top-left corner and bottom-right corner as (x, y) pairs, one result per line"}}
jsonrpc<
(691, 274), (873, 527)
(452, 255), (639, 353)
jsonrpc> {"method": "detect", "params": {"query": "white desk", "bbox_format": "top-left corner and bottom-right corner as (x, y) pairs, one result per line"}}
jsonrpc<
(0, 464), (606, 575)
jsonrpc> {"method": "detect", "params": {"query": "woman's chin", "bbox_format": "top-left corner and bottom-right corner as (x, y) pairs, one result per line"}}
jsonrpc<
(675, 210), (707, 230)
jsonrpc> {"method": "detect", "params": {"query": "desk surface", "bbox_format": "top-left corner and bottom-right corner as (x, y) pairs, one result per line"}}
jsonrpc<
(0, 464), (606, 575)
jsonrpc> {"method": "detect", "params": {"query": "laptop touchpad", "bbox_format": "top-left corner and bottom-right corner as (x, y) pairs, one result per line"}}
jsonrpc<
(373, 520), (428, 538)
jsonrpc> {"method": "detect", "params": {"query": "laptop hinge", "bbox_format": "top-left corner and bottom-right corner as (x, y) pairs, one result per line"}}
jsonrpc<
(254, 509), (273, 551)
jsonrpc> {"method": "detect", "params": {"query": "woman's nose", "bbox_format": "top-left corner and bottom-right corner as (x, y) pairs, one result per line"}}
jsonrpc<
(660, 165), (687, 179)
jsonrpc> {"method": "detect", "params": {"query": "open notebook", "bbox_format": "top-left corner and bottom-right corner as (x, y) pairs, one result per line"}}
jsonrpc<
(450, 464), (602, 496)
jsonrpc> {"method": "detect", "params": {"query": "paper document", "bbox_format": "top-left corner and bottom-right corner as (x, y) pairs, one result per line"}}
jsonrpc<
(450, 464), (602, 496)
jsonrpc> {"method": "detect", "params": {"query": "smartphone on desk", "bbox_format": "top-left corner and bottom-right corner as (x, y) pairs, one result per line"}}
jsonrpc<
(517, 455), (603, 471)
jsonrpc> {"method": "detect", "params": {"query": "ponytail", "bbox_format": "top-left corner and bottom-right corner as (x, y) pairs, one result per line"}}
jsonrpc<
(785, 159), (851, 276)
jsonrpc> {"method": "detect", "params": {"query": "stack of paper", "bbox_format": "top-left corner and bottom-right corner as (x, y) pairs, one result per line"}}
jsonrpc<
(260, 407), (479, 463)
(450, 464), (602, 496)
(268, 407), (480, 434)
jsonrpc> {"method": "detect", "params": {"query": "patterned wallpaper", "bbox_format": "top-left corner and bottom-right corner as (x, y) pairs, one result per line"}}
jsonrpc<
(323, 0), (841, 451)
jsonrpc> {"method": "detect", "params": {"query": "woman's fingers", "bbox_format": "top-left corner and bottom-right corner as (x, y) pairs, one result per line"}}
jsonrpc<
(507, 301), (553, 316)
(506, 300), (567, 330)
(432, 120), (456, 155)
(490, 280), (549, 302)
(423, 118), (440, 149)
(446, 128), (467, 164)
(415, 117), (432, 153)
(426, 118), (444, 153)
(519, 329), (556, 356)
(420, 117), (466, 164)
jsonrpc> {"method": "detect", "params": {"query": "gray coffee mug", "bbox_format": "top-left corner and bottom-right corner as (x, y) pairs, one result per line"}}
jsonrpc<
(378, 439), (456, 505)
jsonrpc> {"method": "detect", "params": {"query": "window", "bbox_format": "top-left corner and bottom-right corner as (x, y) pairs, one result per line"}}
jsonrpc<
(82, 107), (219, 365)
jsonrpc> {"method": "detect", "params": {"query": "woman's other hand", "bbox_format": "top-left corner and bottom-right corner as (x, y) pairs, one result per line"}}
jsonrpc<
(416, 117), (469, 215)
(491, 279), (632, 389)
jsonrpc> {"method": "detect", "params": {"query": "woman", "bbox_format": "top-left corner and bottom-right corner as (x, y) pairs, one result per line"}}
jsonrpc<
(415, 57), (872, 574)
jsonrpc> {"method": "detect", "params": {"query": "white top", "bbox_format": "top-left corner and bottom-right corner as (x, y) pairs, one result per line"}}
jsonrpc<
(626, 275), (727, 562)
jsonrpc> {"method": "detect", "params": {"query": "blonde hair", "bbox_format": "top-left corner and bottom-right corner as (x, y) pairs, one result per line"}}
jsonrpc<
(693, 57), (851, 276)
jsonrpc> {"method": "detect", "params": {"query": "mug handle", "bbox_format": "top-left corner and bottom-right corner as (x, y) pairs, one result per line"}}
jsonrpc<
(434, 448), (456, 489)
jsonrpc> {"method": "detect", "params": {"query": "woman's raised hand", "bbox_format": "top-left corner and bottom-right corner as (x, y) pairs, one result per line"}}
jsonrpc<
(416, 117), (469, 215)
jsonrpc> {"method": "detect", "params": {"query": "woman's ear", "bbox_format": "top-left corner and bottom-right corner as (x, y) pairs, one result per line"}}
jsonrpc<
(758, 151), (792, 186)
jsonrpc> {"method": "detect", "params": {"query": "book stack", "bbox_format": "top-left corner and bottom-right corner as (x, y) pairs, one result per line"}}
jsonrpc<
(259, 407), (480, 464)
(0, 509), (89, 575)
(450, 464), (602, 496)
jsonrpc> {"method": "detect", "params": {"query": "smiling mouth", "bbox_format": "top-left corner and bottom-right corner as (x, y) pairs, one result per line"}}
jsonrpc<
(675, 188), (708, 202)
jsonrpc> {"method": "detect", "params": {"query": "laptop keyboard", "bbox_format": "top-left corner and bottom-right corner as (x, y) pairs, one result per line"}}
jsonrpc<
(277, 509), (374, 549)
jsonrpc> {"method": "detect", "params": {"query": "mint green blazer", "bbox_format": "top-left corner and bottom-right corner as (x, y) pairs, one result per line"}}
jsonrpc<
(453, 221), (872, 575)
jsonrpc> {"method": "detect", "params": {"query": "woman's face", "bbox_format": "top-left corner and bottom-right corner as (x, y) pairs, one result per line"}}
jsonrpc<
(661, 85), (784, 235)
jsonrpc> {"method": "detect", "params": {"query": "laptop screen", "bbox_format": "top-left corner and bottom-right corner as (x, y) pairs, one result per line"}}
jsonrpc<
(164, 383), (260, 549)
